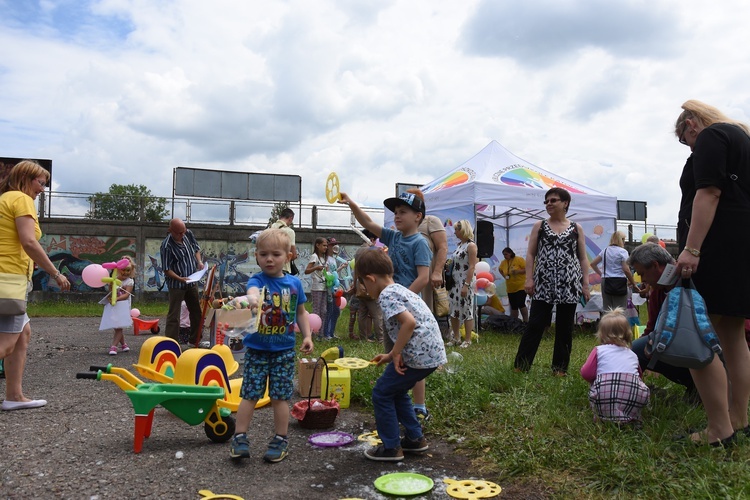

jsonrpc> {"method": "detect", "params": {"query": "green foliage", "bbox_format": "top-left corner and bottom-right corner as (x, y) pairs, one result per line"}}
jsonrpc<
(268, 201), (290, 227)
(86, 184), (168, 222)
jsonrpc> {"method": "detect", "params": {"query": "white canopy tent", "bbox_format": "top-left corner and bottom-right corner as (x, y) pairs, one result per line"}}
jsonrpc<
(379, 140), (618, 312)
(420, 140), (617, 236)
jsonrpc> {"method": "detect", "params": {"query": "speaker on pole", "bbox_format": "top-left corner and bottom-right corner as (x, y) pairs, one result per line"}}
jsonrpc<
(476, 220), (494, 258)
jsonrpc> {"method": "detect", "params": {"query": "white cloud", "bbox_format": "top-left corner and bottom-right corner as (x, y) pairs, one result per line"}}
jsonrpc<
(1, 0), (750, 228)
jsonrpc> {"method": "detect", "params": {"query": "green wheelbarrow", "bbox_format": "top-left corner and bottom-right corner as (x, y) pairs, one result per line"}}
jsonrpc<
(77, 364), (235, 453)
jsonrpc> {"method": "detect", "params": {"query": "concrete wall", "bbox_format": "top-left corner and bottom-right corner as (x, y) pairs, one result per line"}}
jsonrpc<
(32, 218), (365, 303)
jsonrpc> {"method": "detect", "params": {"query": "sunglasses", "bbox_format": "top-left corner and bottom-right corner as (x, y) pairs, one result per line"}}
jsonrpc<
(543, 198), (561, 205)
(678, 124), (688, 145)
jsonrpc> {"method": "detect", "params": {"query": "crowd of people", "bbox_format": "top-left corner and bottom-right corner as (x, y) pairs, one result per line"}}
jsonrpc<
(4, 98), (749, 463)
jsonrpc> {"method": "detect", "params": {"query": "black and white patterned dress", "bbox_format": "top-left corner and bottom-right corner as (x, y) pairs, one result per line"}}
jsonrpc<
(532, 220), (582, 304)
(448, 240), (475, 321)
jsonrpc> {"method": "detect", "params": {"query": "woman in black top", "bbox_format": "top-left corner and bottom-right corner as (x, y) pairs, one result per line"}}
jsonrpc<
(674, 100), (750, 446)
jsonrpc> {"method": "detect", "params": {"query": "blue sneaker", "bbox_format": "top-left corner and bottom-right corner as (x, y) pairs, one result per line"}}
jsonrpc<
(263, 435), (289, 463)
(229, 433), (250, 459)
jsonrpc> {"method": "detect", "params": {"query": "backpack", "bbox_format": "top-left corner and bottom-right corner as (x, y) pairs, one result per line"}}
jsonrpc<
(483, 315), (526, 334)
(645, 279), (722, 370)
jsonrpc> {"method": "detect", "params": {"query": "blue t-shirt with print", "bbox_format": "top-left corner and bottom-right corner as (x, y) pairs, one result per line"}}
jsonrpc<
(379, 283), (447, 369)
(380, 227), (432, 287)
(243, 272), (307, 352)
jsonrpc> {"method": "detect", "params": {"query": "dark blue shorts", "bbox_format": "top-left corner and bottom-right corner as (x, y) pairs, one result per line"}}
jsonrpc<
(240, 348), (295, 401)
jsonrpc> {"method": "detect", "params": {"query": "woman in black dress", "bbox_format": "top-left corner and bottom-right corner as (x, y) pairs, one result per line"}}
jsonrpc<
(674, 100), (750, 446)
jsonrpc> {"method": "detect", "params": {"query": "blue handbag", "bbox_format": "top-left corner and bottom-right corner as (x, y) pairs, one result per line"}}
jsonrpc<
(646, 279), (722, 369)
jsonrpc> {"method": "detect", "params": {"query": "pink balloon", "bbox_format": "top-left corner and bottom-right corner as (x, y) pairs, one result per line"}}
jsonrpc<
(475, 278), (489, 289)
(130, 308), (141, 318)
(338, 297), (347, 310)
(476, 272), (495, 283)
(308, 313), (322, 333)
(82, 264), (109, 288)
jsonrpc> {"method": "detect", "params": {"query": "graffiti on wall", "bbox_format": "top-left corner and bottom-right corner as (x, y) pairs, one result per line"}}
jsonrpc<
(143, 239), (360, 297)
(37, 235), (136, 292)
(143, 239), (258, 296)
(36, 232), (360, 296)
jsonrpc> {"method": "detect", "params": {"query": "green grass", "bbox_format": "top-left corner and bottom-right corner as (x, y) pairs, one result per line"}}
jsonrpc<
(27, 302), (169, 317)
(331, 312), (750, 498)
(29, 302), (750, 497)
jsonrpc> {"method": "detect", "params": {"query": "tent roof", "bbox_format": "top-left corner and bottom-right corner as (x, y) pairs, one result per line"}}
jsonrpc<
(420, 140), (617, 226)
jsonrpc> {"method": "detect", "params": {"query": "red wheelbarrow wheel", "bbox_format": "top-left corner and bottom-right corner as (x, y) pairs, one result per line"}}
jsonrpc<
(150, 325), (160, 334)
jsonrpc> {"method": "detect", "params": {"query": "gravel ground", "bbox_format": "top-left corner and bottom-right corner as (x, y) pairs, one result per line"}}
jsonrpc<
(0, 317), (536, 500)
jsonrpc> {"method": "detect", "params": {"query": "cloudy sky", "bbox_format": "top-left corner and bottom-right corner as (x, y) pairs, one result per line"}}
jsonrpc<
(2, 0), (749, 227)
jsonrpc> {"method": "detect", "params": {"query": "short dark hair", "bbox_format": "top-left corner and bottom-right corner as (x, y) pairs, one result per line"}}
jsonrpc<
(546, 187), (571, 213)
(355, 247), (393, 277)
(502, 247), (515, 258)
(279, 208), (294, 219)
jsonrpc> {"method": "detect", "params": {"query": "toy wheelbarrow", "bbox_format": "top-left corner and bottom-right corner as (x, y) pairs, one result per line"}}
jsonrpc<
(132, 316), (161, 335)
(76, 364), (235, 453)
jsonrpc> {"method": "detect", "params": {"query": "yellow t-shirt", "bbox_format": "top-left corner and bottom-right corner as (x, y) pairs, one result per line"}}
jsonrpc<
(0, 191), (40, 278)
(499, 256), (526, 294)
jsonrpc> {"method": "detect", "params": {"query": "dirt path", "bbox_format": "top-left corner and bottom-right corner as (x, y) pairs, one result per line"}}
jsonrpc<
(0, 317), (496, 499)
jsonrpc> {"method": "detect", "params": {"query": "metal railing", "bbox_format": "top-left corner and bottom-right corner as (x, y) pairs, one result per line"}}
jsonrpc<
(38, 190), (677, 237)
(38, 191), (382, 230)
(616, 221), (677, 244)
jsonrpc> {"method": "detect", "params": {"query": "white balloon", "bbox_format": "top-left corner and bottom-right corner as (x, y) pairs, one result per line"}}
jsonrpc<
(475, 261), (491, 274)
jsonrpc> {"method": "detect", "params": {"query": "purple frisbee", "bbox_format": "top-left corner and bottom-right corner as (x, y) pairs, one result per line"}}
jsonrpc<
(308, 431), (355, 447)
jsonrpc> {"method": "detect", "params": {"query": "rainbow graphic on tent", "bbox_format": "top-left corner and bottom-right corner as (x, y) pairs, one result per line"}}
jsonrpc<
(497, 167), (586, 194)
(422, 169), (473, 193)
(584, 235), (604, 284)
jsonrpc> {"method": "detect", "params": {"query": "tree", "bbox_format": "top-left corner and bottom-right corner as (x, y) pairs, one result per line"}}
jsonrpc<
(86, 184), (169, 222)
(268, 201), (290, 227)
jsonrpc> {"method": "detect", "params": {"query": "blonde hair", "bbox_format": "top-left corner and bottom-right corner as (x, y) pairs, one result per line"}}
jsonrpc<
(609, 231), (625, 247)
(675, 100), (750, 138)
(255, 228), (291, 253)
(454, 219), (475, 240)
(596, 307), (632, 347)
(0, 160), (49, 196)
(118, 256), (136, 279)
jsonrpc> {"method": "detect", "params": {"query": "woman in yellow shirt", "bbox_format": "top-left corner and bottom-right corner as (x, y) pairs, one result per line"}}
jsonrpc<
(0, 160), (70, 411)
(499, 247), (528, 322)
